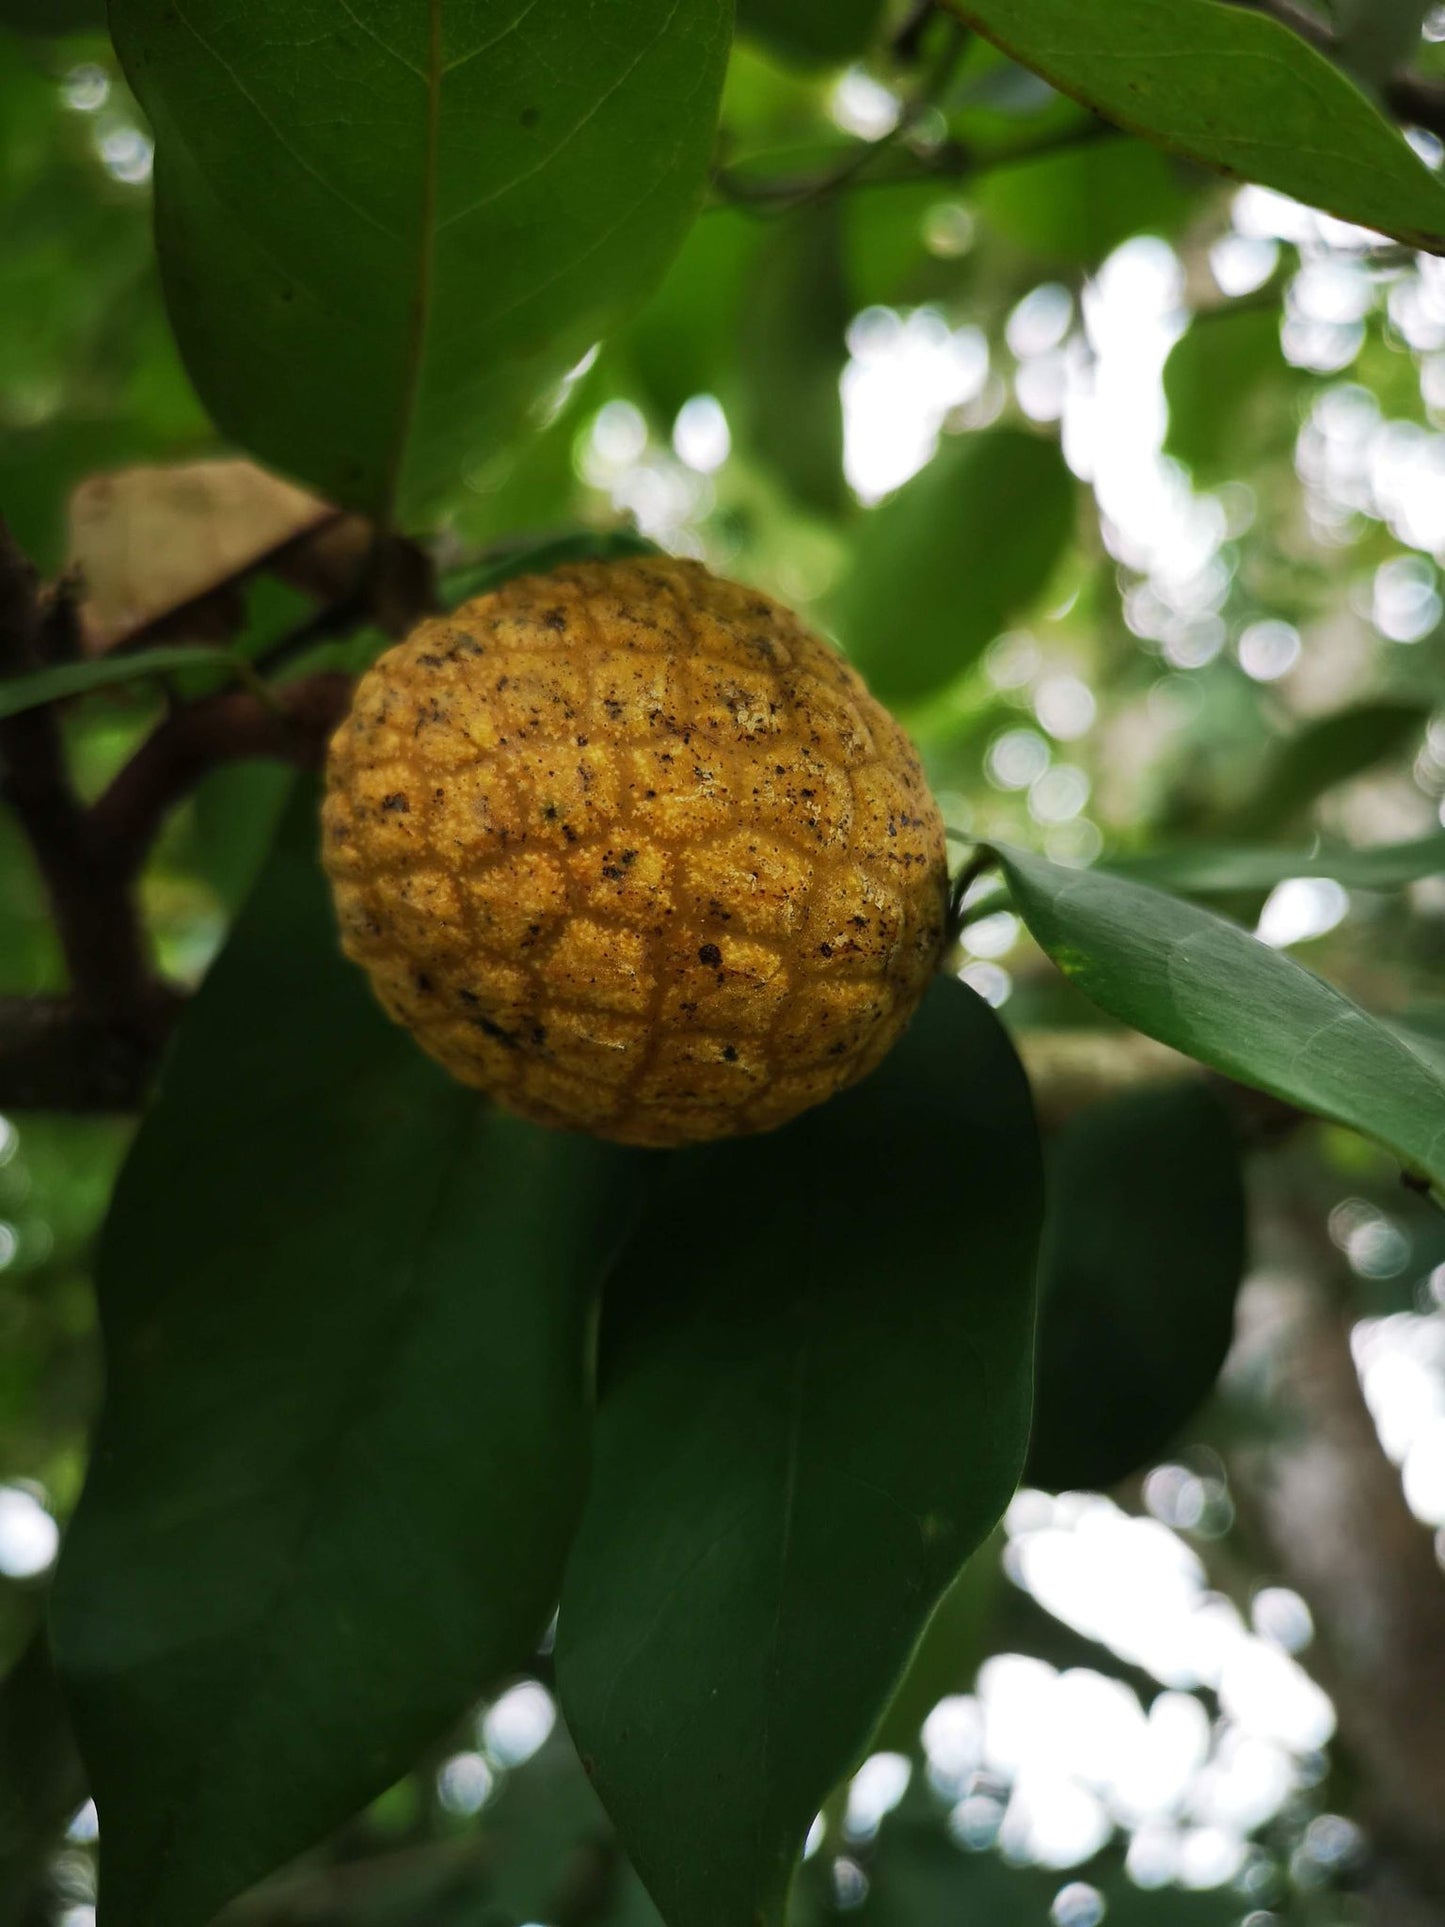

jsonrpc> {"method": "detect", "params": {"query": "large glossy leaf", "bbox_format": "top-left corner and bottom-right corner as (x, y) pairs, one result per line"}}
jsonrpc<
(50, 791), (637, 1927)
(1028, 1082), (1246, 1492)
(995, 843), (1445, 1194)
(111, 0), (730, 524)
(943, 0), (1445, 252)
(557, 977), (1043, 1927)
(832, 429), (1075, 705)
(736, 0), (885, 68)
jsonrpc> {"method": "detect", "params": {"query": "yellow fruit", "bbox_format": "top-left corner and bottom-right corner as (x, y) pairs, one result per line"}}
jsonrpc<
(322, 556), (948, 1147)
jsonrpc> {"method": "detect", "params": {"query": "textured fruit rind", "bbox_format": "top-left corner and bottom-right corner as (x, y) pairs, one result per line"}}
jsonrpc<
(322, 557), (948, 1147)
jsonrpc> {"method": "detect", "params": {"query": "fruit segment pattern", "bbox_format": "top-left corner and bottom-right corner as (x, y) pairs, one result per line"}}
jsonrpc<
(323, 558), (947, 1145)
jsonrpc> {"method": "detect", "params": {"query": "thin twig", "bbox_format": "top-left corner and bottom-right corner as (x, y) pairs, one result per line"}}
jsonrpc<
(0, 521), (361, 1111)
(716, 115), (1120, 213)
(90, 673), (351, 884)
(945, 844), (1000, 946)
(0, 521), (154, 1025)
(717, 15), (1127, 217)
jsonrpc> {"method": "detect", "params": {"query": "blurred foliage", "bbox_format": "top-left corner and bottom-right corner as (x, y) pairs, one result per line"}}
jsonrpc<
(1028, 1082), (1247, 1492)
(558, 979), (1039, 1927)
(832, 425), (1076, 701)
(2, 5), (1445, 1927)
(736, 0), (886, 70)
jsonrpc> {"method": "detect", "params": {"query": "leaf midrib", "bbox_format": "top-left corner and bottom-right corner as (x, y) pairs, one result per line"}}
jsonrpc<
(386, 0), (443, 526)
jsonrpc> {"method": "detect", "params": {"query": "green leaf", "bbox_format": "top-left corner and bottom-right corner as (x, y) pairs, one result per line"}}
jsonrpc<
(0, 643), (241, 721)
(0, 0), (105, 34)
(1227, 699), (1431, 836)
(869, 1546), (1002, 1752)
(618, 207), (763, 426)
(557, 977), (1042, 1927)
(994, 843), (1445, 1193)
(1110, 829), (1445, 895)
(738, 204), (849, 516)
(1028, 1082), (1246, 1492)
(943, 0), (1445, 252)
(976, 135), (1195, 264)
(186, 760), (294, 911)
(832, 429), (1075, 705)
(736, 0), (886, 69)
(111, 0), (730, 524)
(1396, 1013), (1445, 1081)
(50, 790), (638, 1927)
(1164, 305), (1298, 485)
(1335, 0), (1432, 85)
(0, 1635), (86, 1927)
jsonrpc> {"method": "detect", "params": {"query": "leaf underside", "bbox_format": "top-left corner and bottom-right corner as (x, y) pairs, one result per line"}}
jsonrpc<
(996, 843), (1445, 1195)
(51, 790), (639, 1927)
(558, 976), (1043, 1927)
(946, 0), (1445, 252)
(110, 0), (730, 523)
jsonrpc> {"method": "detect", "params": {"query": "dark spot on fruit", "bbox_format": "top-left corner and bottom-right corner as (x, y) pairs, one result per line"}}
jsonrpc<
(381, 793), (409, 813)
(722, 1044), (738, 1062)
(819, 942), (834, 958)
(698, 942), (722, 967)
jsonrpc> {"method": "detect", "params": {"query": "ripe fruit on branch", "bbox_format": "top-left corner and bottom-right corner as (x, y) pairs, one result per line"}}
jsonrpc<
(322, 557), (947, 1146)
